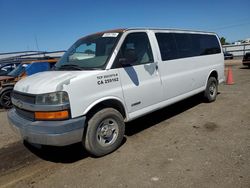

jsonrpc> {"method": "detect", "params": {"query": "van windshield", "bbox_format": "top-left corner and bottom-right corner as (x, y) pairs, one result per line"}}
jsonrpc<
(55, 32), (121, 70)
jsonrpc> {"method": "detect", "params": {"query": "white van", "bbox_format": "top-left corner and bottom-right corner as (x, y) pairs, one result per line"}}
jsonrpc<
(8, 28), (224, 156)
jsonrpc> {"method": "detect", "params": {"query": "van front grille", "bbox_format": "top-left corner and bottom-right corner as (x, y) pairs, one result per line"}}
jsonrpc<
(12, 91), (36, 104)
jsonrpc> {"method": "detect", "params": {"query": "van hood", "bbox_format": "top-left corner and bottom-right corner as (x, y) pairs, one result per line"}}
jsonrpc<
(14, 71), (100, 94)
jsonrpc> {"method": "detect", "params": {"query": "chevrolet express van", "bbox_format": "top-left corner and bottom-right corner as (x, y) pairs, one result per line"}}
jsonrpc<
(8, 28), (224, 156)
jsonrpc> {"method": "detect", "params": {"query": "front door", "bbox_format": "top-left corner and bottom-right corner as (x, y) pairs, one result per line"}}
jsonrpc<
(114, 32), (162, 119)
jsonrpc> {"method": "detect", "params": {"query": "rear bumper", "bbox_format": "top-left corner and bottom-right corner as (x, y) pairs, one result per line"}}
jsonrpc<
(8, 108), (86, 146)
(242, 60), (250, 66)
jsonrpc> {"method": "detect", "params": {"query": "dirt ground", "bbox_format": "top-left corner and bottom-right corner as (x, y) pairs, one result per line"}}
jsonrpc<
(0, 60), (249, 188)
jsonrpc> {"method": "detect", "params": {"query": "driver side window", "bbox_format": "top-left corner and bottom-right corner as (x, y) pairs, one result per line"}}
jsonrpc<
(113, 32), (154, 68)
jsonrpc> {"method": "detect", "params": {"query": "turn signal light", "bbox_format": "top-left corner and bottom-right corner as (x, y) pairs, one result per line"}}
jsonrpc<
(35, 111), (69, 120)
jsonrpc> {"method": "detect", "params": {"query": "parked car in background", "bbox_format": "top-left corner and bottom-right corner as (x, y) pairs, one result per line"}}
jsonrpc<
(224, 51), (233, 60)
(242, 52), (250, 67)
(0, 59), (57, 108)
(0, 62), (20, 76)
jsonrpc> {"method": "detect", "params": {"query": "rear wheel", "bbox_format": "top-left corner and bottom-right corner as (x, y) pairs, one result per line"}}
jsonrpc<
(83, 108), (125, 157)
(0, 90), (13, 109)
(204, 77), (218, 102)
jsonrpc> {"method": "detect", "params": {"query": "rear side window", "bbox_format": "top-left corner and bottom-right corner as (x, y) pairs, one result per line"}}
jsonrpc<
(155, 32), (221, 61)
(199, 35), (221, 55)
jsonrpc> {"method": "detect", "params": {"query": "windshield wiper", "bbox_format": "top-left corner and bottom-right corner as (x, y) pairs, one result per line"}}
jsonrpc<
(57, 64), (83, 70)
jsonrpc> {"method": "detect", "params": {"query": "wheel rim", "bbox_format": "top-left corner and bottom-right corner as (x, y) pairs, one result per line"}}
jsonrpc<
(96, 118), (119, 147)
(2, 91), (12, 108)
(209, 82), (217, 98)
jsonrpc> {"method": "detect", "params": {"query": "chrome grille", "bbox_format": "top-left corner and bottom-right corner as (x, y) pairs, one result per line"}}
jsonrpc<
(12, 91), (36, 104)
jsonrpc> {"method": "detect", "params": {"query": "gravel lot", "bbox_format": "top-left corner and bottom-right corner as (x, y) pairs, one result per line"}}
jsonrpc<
(0, 60), (249, 188)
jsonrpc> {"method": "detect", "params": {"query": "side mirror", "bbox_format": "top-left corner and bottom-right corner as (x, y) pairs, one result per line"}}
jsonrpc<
(119, 49), (138, 66)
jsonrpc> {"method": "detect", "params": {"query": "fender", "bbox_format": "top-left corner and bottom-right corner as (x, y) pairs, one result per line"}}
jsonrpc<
(83, 96), (128, 119)
(205, 69), (218, 86)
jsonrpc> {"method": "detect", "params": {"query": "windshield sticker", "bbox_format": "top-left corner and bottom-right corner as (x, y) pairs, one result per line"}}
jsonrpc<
(102, 33), (119, 37)
(97, 73), (119, 85)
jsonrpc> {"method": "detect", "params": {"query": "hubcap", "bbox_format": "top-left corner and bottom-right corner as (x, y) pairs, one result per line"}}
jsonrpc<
(96, 118), (119, 147)
(209, 82), (217, 98)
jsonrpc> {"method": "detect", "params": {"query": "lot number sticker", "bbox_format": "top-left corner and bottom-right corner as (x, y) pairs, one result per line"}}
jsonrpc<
(102, 33), (119, 37)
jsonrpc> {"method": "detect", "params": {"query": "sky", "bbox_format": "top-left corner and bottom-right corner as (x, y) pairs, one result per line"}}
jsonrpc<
(0, 0), (250, 53)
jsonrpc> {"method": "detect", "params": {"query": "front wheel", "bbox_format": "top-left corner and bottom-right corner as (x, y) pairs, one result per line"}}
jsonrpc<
(204, 77), (218, 102)
(0, 90), (13, 109)
(83, 108), (125, 157)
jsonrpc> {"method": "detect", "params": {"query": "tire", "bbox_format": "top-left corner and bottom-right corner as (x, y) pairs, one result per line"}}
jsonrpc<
(83, 108), (125, 157)
(204, 77), (218, 102)
(0, 90), (13, 109)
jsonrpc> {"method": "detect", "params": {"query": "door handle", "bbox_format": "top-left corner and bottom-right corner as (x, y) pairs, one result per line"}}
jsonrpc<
(155, 64), (159, 70)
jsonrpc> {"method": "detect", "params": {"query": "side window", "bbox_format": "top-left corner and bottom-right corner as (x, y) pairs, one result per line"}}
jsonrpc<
(156, 32), (221, 61)
(114, 32), (154, 67)
(174, 33), (195, 58)
(199, 35), (221, 55)
(155, 33), (178, 61)
(174, 33), (221, 58)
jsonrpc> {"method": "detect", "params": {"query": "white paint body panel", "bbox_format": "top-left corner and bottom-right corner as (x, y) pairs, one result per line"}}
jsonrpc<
(14, 29), (224, 121)
(14, 70), (125, 118)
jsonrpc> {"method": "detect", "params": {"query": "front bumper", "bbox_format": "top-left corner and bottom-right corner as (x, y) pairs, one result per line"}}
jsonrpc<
(8, 108), (86, 146)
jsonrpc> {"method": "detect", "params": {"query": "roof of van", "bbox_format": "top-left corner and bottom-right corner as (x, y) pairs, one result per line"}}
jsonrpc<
(127, 28), (216, 34)
(82, 28), (216, 38)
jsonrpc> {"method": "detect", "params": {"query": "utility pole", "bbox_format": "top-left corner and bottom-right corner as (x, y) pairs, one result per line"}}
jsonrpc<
(34, 35), (40, 52)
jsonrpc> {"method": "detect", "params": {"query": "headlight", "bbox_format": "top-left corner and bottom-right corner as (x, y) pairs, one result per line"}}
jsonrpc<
(36, 91), (69, 105)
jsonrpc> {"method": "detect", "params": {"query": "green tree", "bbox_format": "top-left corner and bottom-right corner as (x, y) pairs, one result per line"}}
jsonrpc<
(220, 37), (226, 45)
